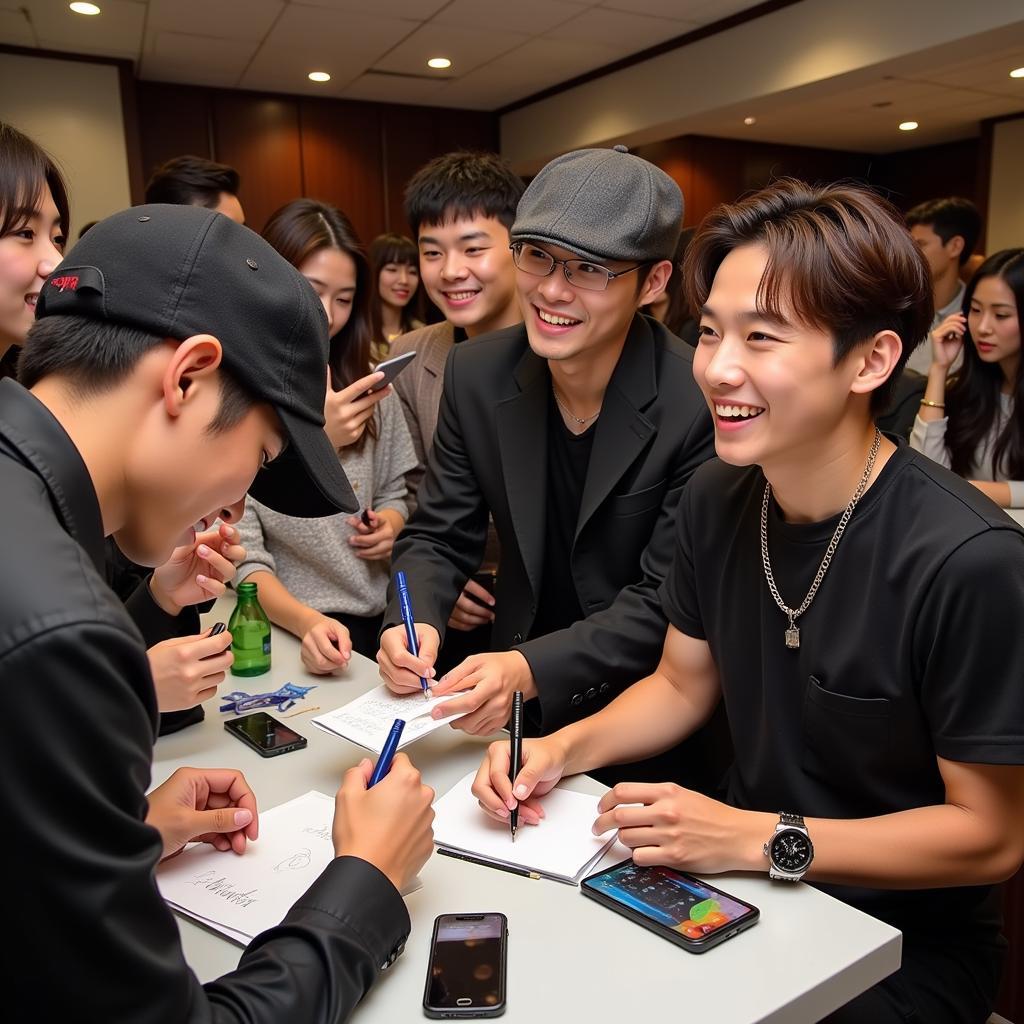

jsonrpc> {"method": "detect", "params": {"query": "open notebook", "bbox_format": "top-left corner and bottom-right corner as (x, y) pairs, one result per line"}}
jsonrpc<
(312, 684), (467, 753)
(158, 791), (419, 945)
(433, 771), (616, 885)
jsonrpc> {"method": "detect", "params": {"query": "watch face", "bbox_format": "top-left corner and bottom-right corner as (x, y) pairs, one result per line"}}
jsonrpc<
(770, 828), (813, 872)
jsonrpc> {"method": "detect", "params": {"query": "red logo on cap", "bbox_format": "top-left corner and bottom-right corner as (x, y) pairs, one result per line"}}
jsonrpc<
(50, 275), (80, 293)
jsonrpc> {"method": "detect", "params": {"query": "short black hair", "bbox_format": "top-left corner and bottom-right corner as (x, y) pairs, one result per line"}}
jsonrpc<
(404, 151), (524, 237)
(19, 314), (256, 434)
(905, 197), (981, 266)
(144, 155), (240, 209)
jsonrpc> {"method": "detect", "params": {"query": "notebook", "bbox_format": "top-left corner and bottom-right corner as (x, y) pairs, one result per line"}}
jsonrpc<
(158, 790), (420, 945)
(432, 771), (616, 884)
(312, 684), (467, 753)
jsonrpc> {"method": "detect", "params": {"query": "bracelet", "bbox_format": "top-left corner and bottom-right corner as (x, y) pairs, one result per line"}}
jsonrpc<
(919, 399), (945, 409)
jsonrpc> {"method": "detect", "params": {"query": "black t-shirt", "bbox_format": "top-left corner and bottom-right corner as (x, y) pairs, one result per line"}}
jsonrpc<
(530, 393), (594, 640)
(659, 443), (1024, 935)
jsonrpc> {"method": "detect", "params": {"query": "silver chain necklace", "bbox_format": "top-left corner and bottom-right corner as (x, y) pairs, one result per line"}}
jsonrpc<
(760, 428), (881, 649)
(552, 384), (600, 428)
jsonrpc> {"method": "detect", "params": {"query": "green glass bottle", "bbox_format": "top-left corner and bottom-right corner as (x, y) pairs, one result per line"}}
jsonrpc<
(229, 581), (271, 676)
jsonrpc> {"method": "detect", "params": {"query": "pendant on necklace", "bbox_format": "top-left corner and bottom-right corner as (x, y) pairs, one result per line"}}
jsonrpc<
(785, 625), (800, 649)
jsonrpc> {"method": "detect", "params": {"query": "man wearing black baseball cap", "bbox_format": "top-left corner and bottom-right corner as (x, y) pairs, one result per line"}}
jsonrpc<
(378, 146), (720, 784)
(2, 204), (434, 1022)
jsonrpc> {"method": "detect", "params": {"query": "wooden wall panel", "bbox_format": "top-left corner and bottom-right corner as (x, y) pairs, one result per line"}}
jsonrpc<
(211, 92), (303, 232)
(299, 98), (384, 247)
(136, 82), (213, 190)
(382, 105), (500, 237)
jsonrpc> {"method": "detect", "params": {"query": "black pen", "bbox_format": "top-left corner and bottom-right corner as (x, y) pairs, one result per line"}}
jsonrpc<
(510, 690), (523, 842)
(438, 847), (539, 880)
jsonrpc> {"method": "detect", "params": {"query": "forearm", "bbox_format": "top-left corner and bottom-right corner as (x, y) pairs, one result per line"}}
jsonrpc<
(919, 363), (949, 422)
(970, 479), (1012, 507)
(558, 669), (717, 776)
(729, 802), (1022, 888)
(244, 571), (319, 639)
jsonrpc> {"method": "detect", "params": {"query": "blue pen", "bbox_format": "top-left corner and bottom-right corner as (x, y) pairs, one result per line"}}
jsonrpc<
(395, 570), (432, 699)
(368, 718), (405, 787)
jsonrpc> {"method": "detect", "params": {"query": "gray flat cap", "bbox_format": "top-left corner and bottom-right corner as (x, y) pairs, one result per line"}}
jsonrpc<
(511, 145), (683, 263)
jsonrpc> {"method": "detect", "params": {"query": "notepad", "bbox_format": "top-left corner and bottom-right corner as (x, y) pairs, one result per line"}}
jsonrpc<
(158, 790), (420, 945)
(432, 771), (616, 884)
(312, 683), (467, 752)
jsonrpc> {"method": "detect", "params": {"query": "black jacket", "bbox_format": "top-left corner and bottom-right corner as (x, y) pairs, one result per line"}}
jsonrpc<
(0, 378), (407, 1023)
(387, 315), (715, 731)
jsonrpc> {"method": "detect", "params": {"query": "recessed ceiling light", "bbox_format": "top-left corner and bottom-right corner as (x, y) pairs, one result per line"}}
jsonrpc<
(308, 71), (331, 83)
(1011, 67), (1024, 79)
(69, 2), (101, 13)
(898, 121), (919, 131)
(427, 57), (452, 70)
(743, 116), (756, 126)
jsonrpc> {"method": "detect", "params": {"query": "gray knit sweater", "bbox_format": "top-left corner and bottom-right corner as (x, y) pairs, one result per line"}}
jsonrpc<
(236, 392), (417, 615)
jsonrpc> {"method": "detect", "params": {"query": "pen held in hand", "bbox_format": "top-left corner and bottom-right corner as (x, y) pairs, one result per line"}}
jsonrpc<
(510, 690), (524, 842)
(368, 718), (405, 788)
(395, 570), (432, 699)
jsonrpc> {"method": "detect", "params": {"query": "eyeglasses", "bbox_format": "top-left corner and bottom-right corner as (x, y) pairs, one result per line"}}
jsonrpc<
(510, 242), (644, 292)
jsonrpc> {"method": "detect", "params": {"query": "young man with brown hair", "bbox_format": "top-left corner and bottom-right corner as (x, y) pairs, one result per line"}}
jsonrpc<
(473, 180), (1024, 1022)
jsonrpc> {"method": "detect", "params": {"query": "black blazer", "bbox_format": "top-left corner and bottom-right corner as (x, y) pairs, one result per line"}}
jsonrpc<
(388, 314), (715, 731)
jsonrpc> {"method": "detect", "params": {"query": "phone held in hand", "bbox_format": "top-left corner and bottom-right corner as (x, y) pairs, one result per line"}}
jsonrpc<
(368, 350), (416, 392)
(224, 711), (307, 758)
(423, 913), (507, 1018)
(580, 860), (759, 953)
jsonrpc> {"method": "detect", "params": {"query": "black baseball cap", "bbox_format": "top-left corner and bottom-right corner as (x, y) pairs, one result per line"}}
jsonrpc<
(35, 203), (357, 516)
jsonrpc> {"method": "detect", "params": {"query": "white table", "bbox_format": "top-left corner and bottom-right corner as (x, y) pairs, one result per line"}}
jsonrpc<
(153, 599), (901, 1023)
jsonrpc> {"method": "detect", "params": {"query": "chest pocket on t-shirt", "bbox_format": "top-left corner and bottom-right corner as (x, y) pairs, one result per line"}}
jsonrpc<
(801, 675), (892, 801)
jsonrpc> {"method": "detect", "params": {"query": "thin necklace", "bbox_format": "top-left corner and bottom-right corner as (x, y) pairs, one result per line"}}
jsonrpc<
(760, 428), (881, 649)
(552, 383), (600, 428)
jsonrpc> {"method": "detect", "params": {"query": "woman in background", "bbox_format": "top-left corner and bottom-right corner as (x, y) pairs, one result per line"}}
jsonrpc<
(0, 121), (68, 371)
(368, 232), (422, 359)
(911, 248), (1023, 507)
(237, 200), (416, 668)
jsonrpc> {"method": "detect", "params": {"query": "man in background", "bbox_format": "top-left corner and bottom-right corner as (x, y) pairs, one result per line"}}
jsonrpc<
(145, 154), (245, 224)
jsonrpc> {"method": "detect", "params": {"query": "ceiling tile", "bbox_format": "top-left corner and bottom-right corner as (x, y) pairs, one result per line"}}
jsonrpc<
(27, 0), (145, 59)
(339, 71), (449, 105)
(146, 0), (285, 42)
(660, 0), (763, 23)
(0, 7), (36, 47)
(294, 0), (449, 18)
(140, 31), (259, 86)
(546, 6), (696, 51)
(432, 0), (590, 36)
(372, 22), (532, 78)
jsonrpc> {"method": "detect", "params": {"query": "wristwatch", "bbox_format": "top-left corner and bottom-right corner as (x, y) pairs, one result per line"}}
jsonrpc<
(764, 812), (814, 881)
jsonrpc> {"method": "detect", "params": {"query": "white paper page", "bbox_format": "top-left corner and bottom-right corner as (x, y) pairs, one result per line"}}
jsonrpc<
(158, 791), (338, 944)
(433, 771), (615, 883)
(312, 684), (467, 752)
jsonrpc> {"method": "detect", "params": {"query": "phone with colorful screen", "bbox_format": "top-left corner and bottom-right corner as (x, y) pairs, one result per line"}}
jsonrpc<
(581, 860), (759, 953)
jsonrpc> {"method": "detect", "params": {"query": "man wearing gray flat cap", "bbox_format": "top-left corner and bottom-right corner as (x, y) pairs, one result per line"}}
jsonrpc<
(378, 146), (720, 787)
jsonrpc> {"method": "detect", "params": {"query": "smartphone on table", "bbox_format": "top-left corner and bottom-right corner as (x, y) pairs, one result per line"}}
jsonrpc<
(224, 711), (307, 758)
(423, 913), (507, 1018)
(581, 859), (758, 953)
(368, 350), (416, 392)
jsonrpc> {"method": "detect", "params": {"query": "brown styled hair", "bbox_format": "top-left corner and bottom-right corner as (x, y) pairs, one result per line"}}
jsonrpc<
(685, 179), (934, 412)
(261, 199), (376, 444)
(0, 121), (70, 251)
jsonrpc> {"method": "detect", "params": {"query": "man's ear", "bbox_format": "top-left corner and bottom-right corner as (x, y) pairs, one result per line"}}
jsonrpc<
(636, 259), (673, 308)
(849, 329), (902, 399)
(946, 234), (966, 262)
(162, 335), (224, 417)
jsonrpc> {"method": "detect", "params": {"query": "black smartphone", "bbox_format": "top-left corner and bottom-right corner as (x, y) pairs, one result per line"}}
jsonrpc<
(467, 570), (496, 606)
(423, 913), (507, 1019)
(581, 860), (759, 953)
(224, 711), (307, 758)
(368, 350), (416, 392)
